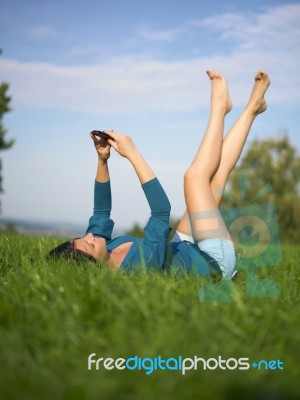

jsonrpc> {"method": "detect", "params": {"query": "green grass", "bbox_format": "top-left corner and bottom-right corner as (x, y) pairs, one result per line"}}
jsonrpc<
(0, 233), (299, 400)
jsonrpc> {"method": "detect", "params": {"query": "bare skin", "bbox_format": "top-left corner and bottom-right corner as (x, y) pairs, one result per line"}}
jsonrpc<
(74, 232), (132, 271)
(210, 70), (270, 206)
(177, 70), (270, 240)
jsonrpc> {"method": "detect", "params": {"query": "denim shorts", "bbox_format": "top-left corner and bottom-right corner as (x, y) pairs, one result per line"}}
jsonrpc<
(171, 231), (237, 279)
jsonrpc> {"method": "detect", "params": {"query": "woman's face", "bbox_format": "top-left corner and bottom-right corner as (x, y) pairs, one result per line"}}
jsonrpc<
(74, 233), (107, 260)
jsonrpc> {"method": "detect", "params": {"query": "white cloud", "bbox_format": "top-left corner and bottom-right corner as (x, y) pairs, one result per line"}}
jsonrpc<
(1, 4), (299, 115)
(202, 4), (300, 51)
(0, 57), (205, 114)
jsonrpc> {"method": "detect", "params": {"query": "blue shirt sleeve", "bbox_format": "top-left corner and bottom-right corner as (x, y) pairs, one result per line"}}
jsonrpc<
(140, 178), (171, 269)
(142, 178), (171, 223)
(86, 180), (114, 240)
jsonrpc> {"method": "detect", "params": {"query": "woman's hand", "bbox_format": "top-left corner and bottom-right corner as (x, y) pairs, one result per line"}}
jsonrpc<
(105, 130), (138, 160)
(90, 133), (111, 161)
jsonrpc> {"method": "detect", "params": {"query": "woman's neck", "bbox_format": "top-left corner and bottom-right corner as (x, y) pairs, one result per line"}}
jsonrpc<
(107, 241), (133, 271)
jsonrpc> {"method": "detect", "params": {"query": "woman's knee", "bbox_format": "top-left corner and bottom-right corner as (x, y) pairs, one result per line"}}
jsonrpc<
(184, 165), (210, 183)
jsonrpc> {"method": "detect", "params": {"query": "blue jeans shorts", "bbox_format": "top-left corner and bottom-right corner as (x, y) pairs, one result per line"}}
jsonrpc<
(171, 231), (237, 279)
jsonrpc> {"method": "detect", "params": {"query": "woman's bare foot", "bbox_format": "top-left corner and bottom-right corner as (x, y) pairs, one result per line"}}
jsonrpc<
(207, 70), (232, 115)
(247, 71), (270, 115)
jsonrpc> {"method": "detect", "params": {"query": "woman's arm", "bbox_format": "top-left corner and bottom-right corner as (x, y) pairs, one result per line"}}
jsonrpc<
(90, 134), (110, 183)
(90, 134), (112, 217)
(86, 134), (114, 240)
(105, 131), (155, 185)
(105, 130), (170, 270)
(105, 130), (171, 221)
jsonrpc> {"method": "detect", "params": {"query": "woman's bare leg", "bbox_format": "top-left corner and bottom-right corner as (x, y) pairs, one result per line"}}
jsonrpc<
(178, 70), (232, 241)
(211, 71), (270, 206)
(177, 71), (270, 236)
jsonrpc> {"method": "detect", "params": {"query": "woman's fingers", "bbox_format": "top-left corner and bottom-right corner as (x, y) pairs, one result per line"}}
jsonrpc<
(98, 130), (136, 158)
(104, 130), (122, 153)
(90, 133), (99, 144)
(107, 139), (119, 151)
(103, 130), (120, 142)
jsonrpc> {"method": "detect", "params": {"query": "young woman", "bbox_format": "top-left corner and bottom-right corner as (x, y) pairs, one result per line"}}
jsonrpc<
(49, 132), (172, 272)
(50, 69), (270, 279)
(168, 70), (270, 279)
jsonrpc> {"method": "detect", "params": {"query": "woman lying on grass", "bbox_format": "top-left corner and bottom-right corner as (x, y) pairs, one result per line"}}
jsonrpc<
(50, 70), (270, 279)
(50, 130), (172, 272)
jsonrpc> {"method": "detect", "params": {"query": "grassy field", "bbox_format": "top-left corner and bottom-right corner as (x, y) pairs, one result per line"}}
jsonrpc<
(0, 233), (299, 400)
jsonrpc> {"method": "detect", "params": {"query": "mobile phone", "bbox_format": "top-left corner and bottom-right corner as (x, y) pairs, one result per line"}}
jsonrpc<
(91, 130), (113, 141)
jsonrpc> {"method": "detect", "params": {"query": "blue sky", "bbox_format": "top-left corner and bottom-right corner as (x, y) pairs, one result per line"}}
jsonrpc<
(1, 0), (300, 231)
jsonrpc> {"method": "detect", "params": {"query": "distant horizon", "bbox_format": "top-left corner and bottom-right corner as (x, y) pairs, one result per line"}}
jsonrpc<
(0, 215), (87, 228)
(0, 216), (125, 238)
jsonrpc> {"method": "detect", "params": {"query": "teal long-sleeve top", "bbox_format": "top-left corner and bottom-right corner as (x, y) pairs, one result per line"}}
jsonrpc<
(86, 177), (171, 271)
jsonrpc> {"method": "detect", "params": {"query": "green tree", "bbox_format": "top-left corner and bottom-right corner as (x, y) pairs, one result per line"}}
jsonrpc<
(221, 134), (300, 242)
(125, 222), (144, 238)
(0, 52), (14, 212)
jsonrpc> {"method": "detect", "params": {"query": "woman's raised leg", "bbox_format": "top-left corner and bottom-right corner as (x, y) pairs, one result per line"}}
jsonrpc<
(176, 71), (270, 236)
(177, 70), (232, 241)
(211, 71), (270, 206)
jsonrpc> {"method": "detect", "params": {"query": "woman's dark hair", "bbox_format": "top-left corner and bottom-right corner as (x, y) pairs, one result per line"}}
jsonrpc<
(48, 239), (97, 263)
